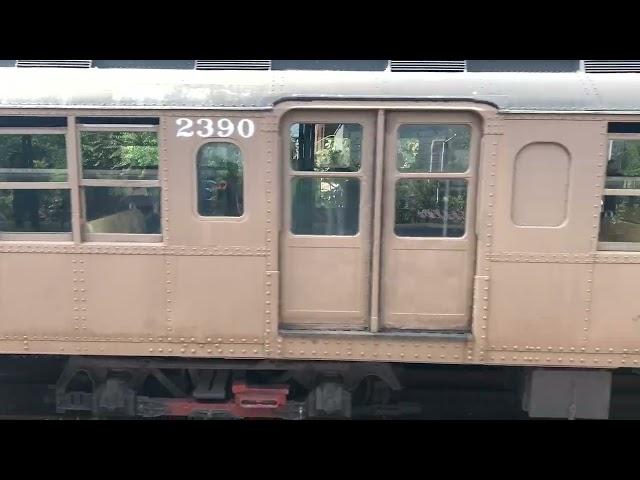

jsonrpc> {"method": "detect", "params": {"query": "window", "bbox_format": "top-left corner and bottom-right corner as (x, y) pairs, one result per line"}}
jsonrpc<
(394, 124), (471, 237)
(291, 177), (360, 235)
(289, 122), (362, 235)
(84, 187), (160, 234)
(397, 124), (470, 173)
(0, 132), (71, 237)
(599, 138), (640, 247)
(196, 142), (243, 217)
(290, 123), (362, 172)
(79, 128), (160, 238)
(0, 117), (161, 242)
(395, 179), (467, 237)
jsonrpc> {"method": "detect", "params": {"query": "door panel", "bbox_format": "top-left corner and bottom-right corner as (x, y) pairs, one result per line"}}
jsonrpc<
(382, 248), (472, 329)
(380, 112), (480, 331)
(279, 109), (479, 332)
(280, 111), (375, 330)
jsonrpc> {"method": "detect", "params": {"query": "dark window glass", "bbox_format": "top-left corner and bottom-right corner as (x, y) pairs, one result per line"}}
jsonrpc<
(0, 134), (67, 181)
(290, 123), (362, 172)
(608, 123), (640, 134)
(197, 143), (243, 217)
(84, 187), (160, 234)
(77, 117), (159, 125)
(0, 117), (67, 128)
(395, 179), (467, 237)
(397, 124), (470, 173)
(291, 177), (360, 235)
(600, 195), (640, 243)
(0, 189), (71, 232)
(80, 131), (158, 180)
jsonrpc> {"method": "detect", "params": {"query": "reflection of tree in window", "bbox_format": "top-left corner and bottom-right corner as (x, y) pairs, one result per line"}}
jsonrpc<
(290, 123), (362, 172)
(197, 143), (243, 217)
(0, 134), (69, 232)
(80, 131), (160, 235)
(0, 134), (67, 175)
(81, 132), (158, 180)
(395, 179), (467, 237)
(289, 122), (362, 236)
(12, 138), (39, 230)
(600, 140), (640, 243)
(0, 190), (70, 233)
(397, 125), (470, 173)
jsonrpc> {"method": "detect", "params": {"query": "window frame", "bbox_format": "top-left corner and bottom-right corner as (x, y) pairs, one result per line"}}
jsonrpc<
(392, 122), (474, 239)
(0, 127), (72, 241)
(194, 140), (246, 221)
(598, 133), (640, 251)
(77, 123), (162, 243)
(286, 120), (365, 237)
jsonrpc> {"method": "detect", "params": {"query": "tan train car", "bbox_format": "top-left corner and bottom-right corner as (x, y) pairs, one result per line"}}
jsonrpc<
(0, 68), (639, 418)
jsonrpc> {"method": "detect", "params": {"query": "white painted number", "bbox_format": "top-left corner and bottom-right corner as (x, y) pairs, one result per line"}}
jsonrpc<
(216, 118), (234, 137)
(176, 118), (194, 137)
(196, 118), (214, 138)
(238, 119), (255, 139)
(175, 118), (255, 139)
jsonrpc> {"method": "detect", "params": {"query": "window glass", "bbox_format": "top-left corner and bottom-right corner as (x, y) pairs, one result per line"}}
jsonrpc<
(605, 140), (640, 189)
(0, 134), (67, 181)
(600, 140), (640, 245)
(290, 123), (362, 172)
(397, 124), (470, 173)
(600, 195), (640, 243)
(84, 187), (160, 234)
(80, 131), (158, 180)
(197, 142), (243, 217)
(395, 179), (467, 237)
(0, 189), (71, 232)
(291, 177), (360, 235)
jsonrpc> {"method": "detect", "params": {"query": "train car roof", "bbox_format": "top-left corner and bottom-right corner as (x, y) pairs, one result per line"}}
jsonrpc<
(0, 68), (639, 113)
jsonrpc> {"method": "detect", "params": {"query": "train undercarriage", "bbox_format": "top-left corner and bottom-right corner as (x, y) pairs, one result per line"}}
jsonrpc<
(53, 357), (416, 420)
(0, 355), (627, 419)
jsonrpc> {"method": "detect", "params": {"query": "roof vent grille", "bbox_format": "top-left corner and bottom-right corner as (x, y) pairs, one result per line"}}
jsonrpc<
(584, 60), (640, 73)
(390, 60), (466, 72)
(195, 60), (271, 71)
(16, 60), (93, 68)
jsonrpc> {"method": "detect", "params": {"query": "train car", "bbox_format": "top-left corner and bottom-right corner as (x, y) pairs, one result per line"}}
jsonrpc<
(0, 65), (638, 419)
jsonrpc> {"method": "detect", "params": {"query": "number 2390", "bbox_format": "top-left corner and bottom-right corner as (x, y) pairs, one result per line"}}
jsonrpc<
(175, 118), (255, 139)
